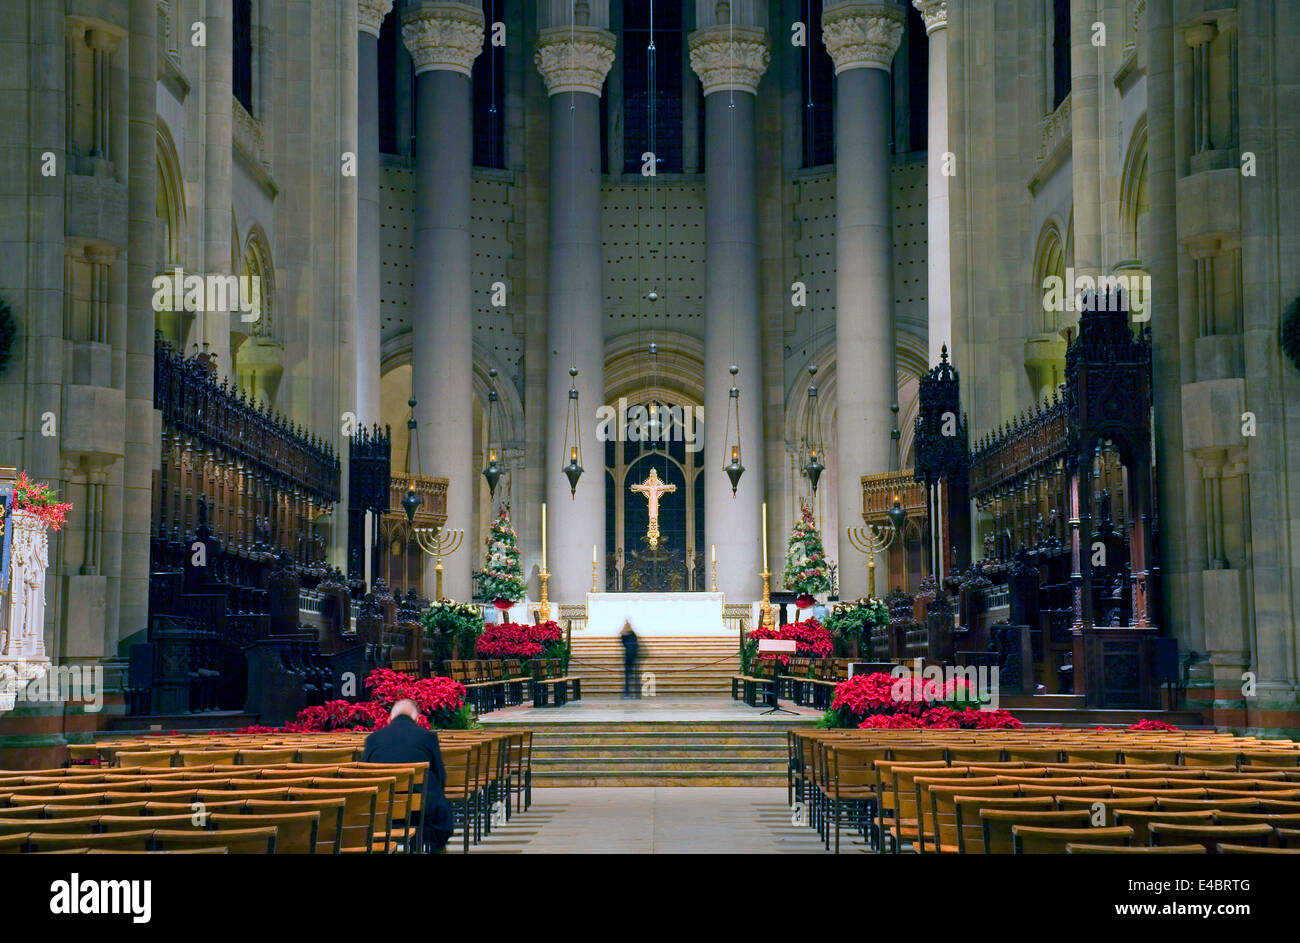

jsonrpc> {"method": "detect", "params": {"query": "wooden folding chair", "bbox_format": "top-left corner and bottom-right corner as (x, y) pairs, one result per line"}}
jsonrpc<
(210, 811), (319, 854)
(1150, 822), (1276, 851)
(980, 809), (1091, 854)
(1067, 842), (1205, 854)
(287, 787), (377, 854)
(1217, 843), (1300, 854)
(26, 830), (154, 852)
(1013, 825), (1133, 853)
(1112, 809), (1215, 845)
(245, 799), (345, 854)
(153, 826), (276, 853)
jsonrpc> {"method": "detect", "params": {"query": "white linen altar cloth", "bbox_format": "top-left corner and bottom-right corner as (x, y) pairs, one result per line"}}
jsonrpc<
(584, 592), (727, 637)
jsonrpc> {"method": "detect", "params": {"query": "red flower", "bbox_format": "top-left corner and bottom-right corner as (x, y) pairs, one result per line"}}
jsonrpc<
(1127, 718), (1179, 731)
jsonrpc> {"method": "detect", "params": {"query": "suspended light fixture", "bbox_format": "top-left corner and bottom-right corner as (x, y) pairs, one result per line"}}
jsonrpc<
(886, 401), (907, 532)
(723, 364), (745, 496)
(482, 368), (503, 497)
(402, 396), (422, 524)
(562, 366), (583, 497)
(801, 365), (825, 494)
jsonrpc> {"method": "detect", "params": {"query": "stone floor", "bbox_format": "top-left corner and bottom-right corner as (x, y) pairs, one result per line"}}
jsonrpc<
(480, 695), (822, 724)
(448, 787), (865, 854)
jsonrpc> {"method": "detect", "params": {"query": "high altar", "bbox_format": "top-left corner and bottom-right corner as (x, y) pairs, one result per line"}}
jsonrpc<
(585, 592), (727, 638)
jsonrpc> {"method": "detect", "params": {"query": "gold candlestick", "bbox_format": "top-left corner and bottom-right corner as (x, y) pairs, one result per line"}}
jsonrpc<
(538, 567), (551, 621)
(760, 569), (774, 628)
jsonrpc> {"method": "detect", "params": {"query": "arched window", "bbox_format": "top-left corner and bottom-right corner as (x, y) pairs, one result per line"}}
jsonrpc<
(1119, 121), (1149, 263)
(623, 0), (683, 174)
(240, 227), (274, 339)
(1033, 221), (1066, 334)
(154, 125), (186, 271)
(1050, 0), (1071, 110)
(800, 0), (834, 167)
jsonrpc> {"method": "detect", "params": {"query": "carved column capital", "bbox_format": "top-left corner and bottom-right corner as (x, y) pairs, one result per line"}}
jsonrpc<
(822, 2), (905, 74)
(912, 0), (947, 35)
(534, 26), (616, 97)
(358, 0), (394, 38)
(687, 25), (770, 96)
(400, 1), (484, 77)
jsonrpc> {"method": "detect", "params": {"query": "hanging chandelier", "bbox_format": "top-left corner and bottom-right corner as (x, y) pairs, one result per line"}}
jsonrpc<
(401, 396), (422, 523)
(723, 364), (744, 496)
(801, 365), (825, 494)
(482, 368), (503, 497)
(562, 366), (583, 497)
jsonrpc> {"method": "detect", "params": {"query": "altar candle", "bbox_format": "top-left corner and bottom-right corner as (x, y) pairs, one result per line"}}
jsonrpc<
(541, 503), (547, 570)
(593, 544), (598, 564)
(711, 544), (716, 564)
(762, 503), (768, 571)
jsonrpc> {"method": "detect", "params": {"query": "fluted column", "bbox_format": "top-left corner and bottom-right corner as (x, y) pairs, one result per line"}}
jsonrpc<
(689, 20), (770, 601)
(402, 1), (483, 600)
(356, 0), (392, 427)
(201, 0), (232, 373)
(914, 0), (949, 366)
(823, 1), (904, 599)
(536, 17), (616, 603)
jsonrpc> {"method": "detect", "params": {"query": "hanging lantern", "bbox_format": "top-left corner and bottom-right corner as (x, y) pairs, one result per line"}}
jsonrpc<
(886, 494), (908, 533)
(562, 366), (583, 497)
(801, 365), (825, 494)
(403, 396), (422, 523)
(723, 364), (744, 496)
(482, 368), (503, 497)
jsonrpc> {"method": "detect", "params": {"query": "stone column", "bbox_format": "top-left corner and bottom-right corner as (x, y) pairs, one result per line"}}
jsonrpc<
(689, 17), (770, 601)
(1065, 0), (1101, 336)
(401, 1), (483, 601)
(536, 14), (616, 603)
(823, 1), (904, 599)
(122, 0), (158, 648)
(356, 0), (392, 427)
(914, 0), (949, 367)
(201, 0), (232, 373)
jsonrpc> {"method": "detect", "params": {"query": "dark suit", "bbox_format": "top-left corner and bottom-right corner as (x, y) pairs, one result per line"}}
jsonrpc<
(361, 714), (454, 851)
(621, 629), (640, 698)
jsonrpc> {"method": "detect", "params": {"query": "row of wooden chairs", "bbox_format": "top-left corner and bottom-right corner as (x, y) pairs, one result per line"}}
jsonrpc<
(444, 660), (531, 712)
(8, 730), (537, 853)
(787, 729), (1300, 853)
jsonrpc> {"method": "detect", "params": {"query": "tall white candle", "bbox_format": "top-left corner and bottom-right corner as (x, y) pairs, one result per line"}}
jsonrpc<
(711, 543), (716, 564)
(593, 543), (598, 564)
(762, 503), (768, 571)
(541, 503), (547, 570)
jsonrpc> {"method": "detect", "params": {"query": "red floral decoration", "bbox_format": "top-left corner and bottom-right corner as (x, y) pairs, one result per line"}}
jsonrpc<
(231, 669), (468, 733)
(474, 621), (563, 659)
(747, 618), (833, 664)
(1125, 718), (1180, 732)
(826, 671), (1023, 730)
(12, 472), (73, 531)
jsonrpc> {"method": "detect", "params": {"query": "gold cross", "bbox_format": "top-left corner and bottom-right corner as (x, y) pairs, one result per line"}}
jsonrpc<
(631, 467), (676, 549)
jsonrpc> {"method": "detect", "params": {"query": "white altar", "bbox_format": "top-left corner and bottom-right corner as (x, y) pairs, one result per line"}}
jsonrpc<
(584, 592), (728, 637)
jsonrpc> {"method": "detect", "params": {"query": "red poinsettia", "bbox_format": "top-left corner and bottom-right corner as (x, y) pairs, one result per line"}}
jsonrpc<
(748, 618), (834, 663)
(827, 671), (1017, 729)
(12, 472), (73, 530)
(1125, 718), (1180, 731)
(475, 621), (564, 659)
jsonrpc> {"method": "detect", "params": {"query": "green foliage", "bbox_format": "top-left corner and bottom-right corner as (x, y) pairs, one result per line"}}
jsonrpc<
(782, 504), (832, 595)
(824, 598), (889, 659)
(420, 600), (484, 667)
(816, 709), (842, 729)
(475, 506), (526, 602)
(440, 703), (479, 730)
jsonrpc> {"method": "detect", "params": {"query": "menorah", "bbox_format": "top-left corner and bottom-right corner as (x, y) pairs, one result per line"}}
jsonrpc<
(845, 523), (899, 599)
(412, 525), (463, 600)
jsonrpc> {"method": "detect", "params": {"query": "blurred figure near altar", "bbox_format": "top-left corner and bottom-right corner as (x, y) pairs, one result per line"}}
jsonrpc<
(621, 621), (640, 699)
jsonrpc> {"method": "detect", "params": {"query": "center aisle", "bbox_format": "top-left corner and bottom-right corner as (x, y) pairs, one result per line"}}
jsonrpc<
(447, 787), (838, 854)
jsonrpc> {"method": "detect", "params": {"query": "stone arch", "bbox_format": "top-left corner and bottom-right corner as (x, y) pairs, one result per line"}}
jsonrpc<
(603, 330), (704, 408)
(231, 223), (282, 405)
(1032, 217), (1068, 334)
(1119, 116), (1149, 264)
(154, 122), (186, 270)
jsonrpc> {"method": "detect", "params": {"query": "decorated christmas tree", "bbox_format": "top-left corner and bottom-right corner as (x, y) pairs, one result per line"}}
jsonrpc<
(476, 506), (526, 605)
(783, 504), (832, 604)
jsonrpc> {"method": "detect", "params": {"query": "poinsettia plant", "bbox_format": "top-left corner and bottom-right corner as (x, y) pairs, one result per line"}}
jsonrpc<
(475, 621), (566, 664)
(12, 472), (73, 531)
(742, 618), (833, 670)
(235, 668), (474, 732)
(420, 600), (485, 666)
(818, 670), (1023, 730)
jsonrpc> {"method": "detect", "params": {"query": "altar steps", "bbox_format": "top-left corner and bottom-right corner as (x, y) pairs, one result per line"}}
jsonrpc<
(516, 720), (812, 787)
(568, 637), (738, 697)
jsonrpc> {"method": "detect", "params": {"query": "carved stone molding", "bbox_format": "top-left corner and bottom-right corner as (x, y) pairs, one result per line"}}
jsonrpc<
(534, 26), (616, 97)
(401, 1), (484, 77)
(1037, 94), (1071, 166)
(822, 3), (905, 74)
(358, 0), (394, 38)
(912, 0), (947, 35)
(687, 25), (770, 96)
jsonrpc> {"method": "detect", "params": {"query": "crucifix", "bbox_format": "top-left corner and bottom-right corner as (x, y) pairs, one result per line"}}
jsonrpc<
(631, 467), (676, 550)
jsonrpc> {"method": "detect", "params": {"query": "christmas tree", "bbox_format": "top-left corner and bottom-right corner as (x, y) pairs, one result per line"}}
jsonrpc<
(476, 506), (526, 603)
(783, 504), (832, 601)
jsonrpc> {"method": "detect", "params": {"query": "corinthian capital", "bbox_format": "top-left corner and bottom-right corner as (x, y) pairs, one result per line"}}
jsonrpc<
(358, 0), (394, 38)
(535, 26), (616, 97)
(912, 0), (947, 35)
(822, 2), (905, 74)
(401, 1), (484, 77)
(688, 25), (770, 96)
